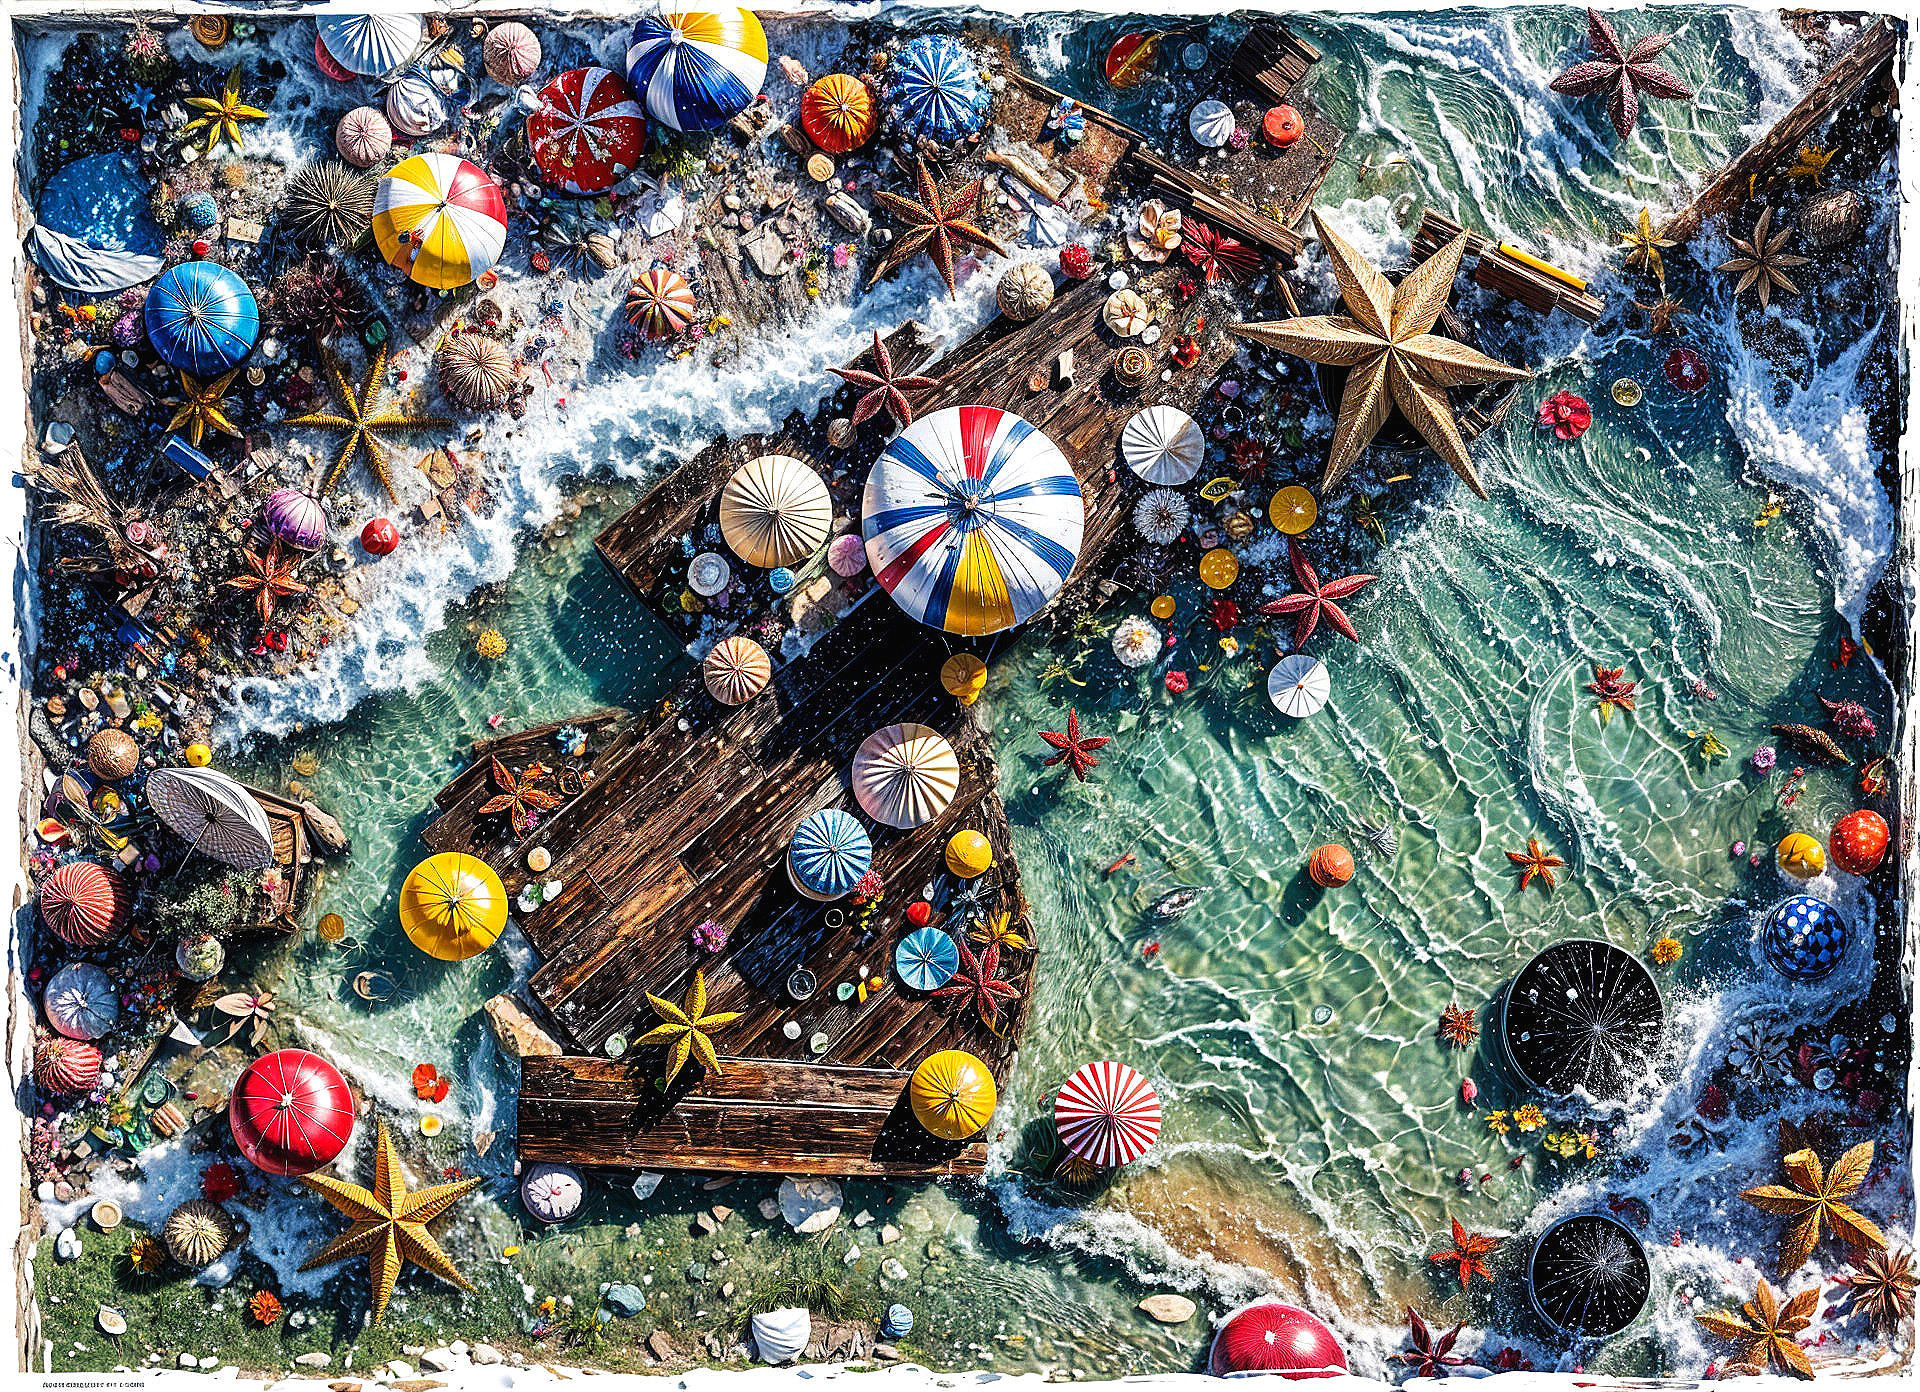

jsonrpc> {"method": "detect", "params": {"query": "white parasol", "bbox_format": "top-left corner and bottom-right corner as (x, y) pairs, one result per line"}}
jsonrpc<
(146, 766), (275, 870)
(851, 723), (960, 828)
(1267, 654), (1331, 717)
(1119, 406), (1204, 485)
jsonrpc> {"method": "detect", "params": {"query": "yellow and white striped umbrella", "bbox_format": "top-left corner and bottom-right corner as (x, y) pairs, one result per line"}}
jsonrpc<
(371, 153), (509, 291)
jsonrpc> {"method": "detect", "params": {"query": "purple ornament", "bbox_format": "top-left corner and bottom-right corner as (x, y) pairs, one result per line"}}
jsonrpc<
(263, 488), (329, 551)
(1751, 745), (1777, 773)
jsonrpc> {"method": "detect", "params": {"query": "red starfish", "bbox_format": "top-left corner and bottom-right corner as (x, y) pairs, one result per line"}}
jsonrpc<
(1506, 838), (1565, 893)
(1258, 540), (1377, 647)
(476, 756), (562, 837)
(223, 539), (309, 626)
(1430, 1218), (1500, 1290)
(931, 940), (1022, 1029)
(1586, 664), (1638, 725)
(828, 329), (941, 429)
(1437, 1003), (1478, 1049)
(1038, 709), (1110, 782)
(868, 157), (1009, 298)
(1181, 217), (1260, 286)
(1549, 8), (1692, 140)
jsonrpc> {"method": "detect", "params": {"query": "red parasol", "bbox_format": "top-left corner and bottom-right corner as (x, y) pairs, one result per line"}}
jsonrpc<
(1209, 1301), (1349, 1379)
(528, 67), (646, 196)
(1053, 1060), (1161, 1168)
(230, 1048), (355, 1175)
(39, 861), (130, 947)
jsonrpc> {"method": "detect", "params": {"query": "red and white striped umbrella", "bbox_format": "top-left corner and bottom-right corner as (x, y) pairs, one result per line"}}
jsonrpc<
(1054, 1060), (1161, 1168)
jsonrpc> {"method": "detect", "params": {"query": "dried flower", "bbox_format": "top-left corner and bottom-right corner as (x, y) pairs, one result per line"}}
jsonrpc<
(247, 1289), (283, 1325)
(1538, 391), (1592, 440)
(1485, 1109), (1511, 1134)
(689, 919), (729, 953)
(1651, 936), (1682, 965)
(1513, 1104), (1547, 1133)
(1752, 745), (1778, 772)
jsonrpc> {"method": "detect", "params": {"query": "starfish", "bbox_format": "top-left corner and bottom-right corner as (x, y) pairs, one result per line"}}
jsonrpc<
(1231, 212), (1532, 497)
(181, 66), (267, 152)
(931, 940), (1022, 1030)
(224, 540), (308, 626)
(970, 909), (1032, 953)
(1586, 664), (1638, 725)
(828, 329), (941, 429)
(1257, 539), (1377, 647)
(1505, 838), (1564, 893)
(1430, 1218), (1499, 1290)
(1694, 1276), (1818, 1378)
(637, 969), (741, 1085)
(1395, 1309), (1470, 1378)
(1634, 294), (1688, 336)
(1549, 9), (1692, 140)
(868, 157), (1009, 298)
(1837, 1248), (1917, 1332)
(288, 342), (449, 502)
(476, 756), (561, 838)
(1717, 206), (1809, 309)
(1788, 144), (1836, 184)
(1182, 217), (1260, 286)
(298, 1121), (483, 1324)
(1741, 1141), (1886, 1274)
(1618, 207), (1675, 285)
(1038, 709), (1110, 782)
(1437, 1002), (1478, 1049)
(164, 370), (242, 447)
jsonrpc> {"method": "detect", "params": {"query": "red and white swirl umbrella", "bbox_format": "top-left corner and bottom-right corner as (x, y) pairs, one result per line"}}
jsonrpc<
(1054, 1060), (1161, 1168)
(529, 67), (647, 196)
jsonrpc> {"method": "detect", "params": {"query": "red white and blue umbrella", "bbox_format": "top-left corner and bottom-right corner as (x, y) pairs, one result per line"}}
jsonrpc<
(1054, 1060), (1161, 1168)
(624, 3), (768, 133)
(862, 405), (1083, 637)
(529, 67), (647, 196)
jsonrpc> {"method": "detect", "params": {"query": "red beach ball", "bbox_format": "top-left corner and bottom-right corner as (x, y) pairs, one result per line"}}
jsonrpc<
(1263, 105), (1303, 146)
(230, 1048), (355, 1175)
(1307, 844), (1354, 888)
(360, 517), (400, 556)
(1830, 809), (1890, 876)
(1210, 1301), (1349, 1379)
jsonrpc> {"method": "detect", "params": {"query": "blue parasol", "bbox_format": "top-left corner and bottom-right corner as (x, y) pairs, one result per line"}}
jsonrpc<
(144, 262), (259, 377)
(886, 36), (989, 143)
(787, 808), (872, 901)
(895, 928), (960, 991)
(30, 153), (165, 295)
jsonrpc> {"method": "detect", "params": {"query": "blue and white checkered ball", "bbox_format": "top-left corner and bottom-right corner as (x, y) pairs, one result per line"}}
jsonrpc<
(1762, 895), (1850, 982)
(882, 1303), (914, 1338)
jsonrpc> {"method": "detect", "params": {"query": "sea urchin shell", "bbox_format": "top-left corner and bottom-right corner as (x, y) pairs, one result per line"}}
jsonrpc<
(285, 161), (375, 246)
(436, 333), (519, 411)
(163, 1200), (236, 1268)
(1132, 489), (1189, 545)
(34, 1032), (101, 1094)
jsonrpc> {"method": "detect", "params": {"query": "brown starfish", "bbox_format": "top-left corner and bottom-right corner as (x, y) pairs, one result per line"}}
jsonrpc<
(931, 940), (1022, 1030)
(475, 756), (561, 837)
(1837, 1248), (1917, 1333)
(1634, 294), (1688, 336)
(1437, 1002), (1478, 1049)
(1505, 838), (1564, 892)
(828, 329), (941, 429)
(1550, 8), (1693, 140)
(1741, 1141), (1886, 1274)
(224, 540), (308, 625)
(1717, 206), (1809, 309)
(1257, 539), (1377, 647)
(1695, 1276), (1818, 1378)
(1430, 1218), (1499, 1290)
(868, 157), (1009, 298)
(1038, 709), (1110, 782)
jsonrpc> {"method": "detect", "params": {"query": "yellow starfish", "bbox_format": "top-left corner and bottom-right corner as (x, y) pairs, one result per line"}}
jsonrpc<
(971, 910), (1032, 953)
(288, 342), (449, 502)
(637, 969), (741, 1085)
(164, 370), (242, 447)
(1618, 207), (1675, 285)
(1787, 145), (1835, 184)
(182, 67), (267, 153)
(297, 1122), (482, 1324)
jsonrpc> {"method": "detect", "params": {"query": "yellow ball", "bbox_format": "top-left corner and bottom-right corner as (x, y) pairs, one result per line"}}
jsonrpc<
(1149, 594), (1176, 620)
(1270, 486), (1317, 535)
(908, 1050), (997, 1141)
(1198, 548), (1239, 590)
(183, 742), (213, 768)
(1777, 832), (1826, 880)
(941, 652), (988, 705)
(945, 829), (993, 879)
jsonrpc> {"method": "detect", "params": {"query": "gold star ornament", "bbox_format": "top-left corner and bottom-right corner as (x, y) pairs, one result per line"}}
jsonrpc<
(164, 370), (242, 447)
(298, 1121), (482, 1324)
(1230, 211), (1532, 498)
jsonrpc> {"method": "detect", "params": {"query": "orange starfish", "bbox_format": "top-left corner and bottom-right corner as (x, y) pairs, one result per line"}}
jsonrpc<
(1506, 838), (1565, 892)
(868, 157), (1009, 298)
(1437, 1002), (1478, 1048)
(1430, 1217), (1500, 1290)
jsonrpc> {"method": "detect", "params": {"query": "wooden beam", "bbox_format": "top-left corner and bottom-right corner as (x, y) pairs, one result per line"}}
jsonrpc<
(1412, 210), (1605, 323)
(1229, 21), (1323, 106)
(1657, 18), (1897, 245)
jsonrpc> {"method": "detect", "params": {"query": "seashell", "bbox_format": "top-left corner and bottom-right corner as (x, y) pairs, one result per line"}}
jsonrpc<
(482, 21), (542, 84)
(40, 861), (130, 947)
(437, 333), (519, 410)
(826, 417), (856, 449)
(263, 487), (330, 551)
(97, 1305), (126, 1336)
(687, 551), (732, 597)
(1103, 289), (1150, 338)
(520, 1162), (585, 1223)
(1110, 615), (1163, 668)
(584, 232), (621, 270)
(1113, 346), (1155, 389)
(90, 1200), (123, 1232)
(87, 728), (139, 781)
(162, 1199), (235, 1268)
(44, 962), (117, 1040)
(996, 261), (1055, 322)
(1132, 489), (1189, 546)
(1223, 510), (1255, 543)
(1355, 818), (1399, 857)
(34, 1033), (101, 1094)
(704, 635), (772, 706)
(1800, 188), (1865, 249)
(828, 534), (868, 577)
(527, 846), (552, 873)
(334, 106), (393, 168)
(1189, 99), (1235, 148)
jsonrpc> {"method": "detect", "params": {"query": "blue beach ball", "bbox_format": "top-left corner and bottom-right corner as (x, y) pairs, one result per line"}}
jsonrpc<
(1761, 895), (1850, 983)
(882, 1303), (914, 1339)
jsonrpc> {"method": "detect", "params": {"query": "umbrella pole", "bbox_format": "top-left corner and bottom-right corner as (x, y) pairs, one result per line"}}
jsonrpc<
(171, 813), (216, 878)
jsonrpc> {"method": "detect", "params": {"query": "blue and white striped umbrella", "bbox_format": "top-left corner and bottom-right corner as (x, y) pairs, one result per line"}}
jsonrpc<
(787, 808), (872, 901)
(895, 927), (960, 991)
(863, 405), (1083, 637)
(143, 262), (258, 377)
(625, 3), (768, 133)
(886, 36), (989, 143)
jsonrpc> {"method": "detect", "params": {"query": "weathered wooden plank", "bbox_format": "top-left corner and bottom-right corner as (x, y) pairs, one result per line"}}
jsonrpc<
(1230, 20), (1323, 105)
(1411, 209), (1605, 323)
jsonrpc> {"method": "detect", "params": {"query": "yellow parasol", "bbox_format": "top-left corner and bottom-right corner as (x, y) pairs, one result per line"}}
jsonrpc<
(399, 853), (508, 961)
(908, 1050), (997, 1140)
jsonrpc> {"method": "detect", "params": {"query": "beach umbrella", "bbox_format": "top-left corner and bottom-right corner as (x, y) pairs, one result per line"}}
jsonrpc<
(1267, 654), (1330, 717)
(399, 852), (508, 961)
(316, 13), (423, 78)
(146, 766), (275, 870)
(385, 69), (448, 138)
(853, 723), (960, 829)
(44, 962), (117, 1041)
(529, 67), (647, 196)
(886, 36), (989, 143)
(720, 454), (832, 568)
(624, 2), (768, 134)
(786, 808), (871, 902)
(703, 634), (772, 705)
(895, 927), (960, 991)
(1119, 405), (1204, 485)
(38, 860), (130, 947)
(1209, 1301), (1349, 1378)
(1054, 1060), (1161, 1168)
(29, 152), (165, 295)
(863, 405), (1084, 637)
(143, 262), (258, 377)
(230, 1048), (355, 1176)
(372, 153), (509, 291)
(908, 1049), (996, 1140)
(801, 74), (876, 153)
(624, 267), (698, 339)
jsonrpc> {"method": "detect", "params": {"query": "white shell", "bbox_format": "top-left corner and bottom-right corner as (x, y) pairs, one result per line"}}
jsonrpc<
(753, 1307), (813, 1364)
(1103, 289), (1150, 338)
(1111, 615), (1163, 669)
(1268, 654), (1331, 717)
(385, 72), (448, 138)
(703, 635), (772, 706)
(1189, 99), (1235, 148)
(1132, 489), (1190, 546)
(1120, 406), (1205, 485)
(334, 106), (393, 168)
(996, 261), (1055, 322)
(44, 962), (117, 1040)
(520, 1162), (585, 1223)
(688, 551), (732, 596)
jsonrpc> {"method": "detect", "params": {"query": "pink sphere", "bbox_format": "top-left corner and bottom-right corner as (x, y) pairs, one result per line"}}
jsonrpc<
(828, 533), (868, 577)
(1209, 1302), (1348, 1380)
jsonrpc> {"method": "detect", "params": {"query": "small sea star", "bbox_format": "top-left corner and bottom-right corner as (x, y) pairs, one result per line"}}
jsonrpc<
(1549, 8), (1693, 140)
(223, 540), (308, 626)
(931, 940), (1022, 1029)
(1038, 709), (1110, 782)
(1437, 1002), (1478, 1048)
(1258, 539), (1377, 647)
(1505, 838), (1565, 893)
(827, 329), (940, 429)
